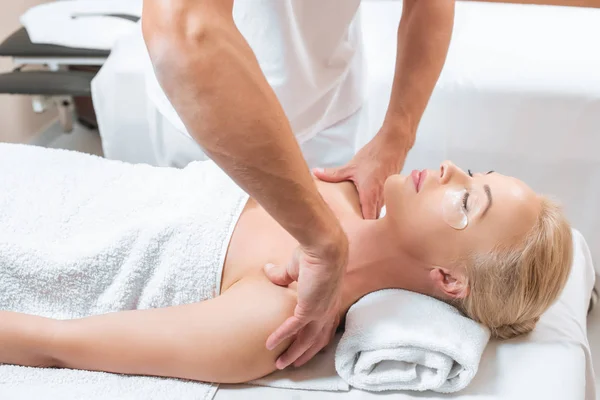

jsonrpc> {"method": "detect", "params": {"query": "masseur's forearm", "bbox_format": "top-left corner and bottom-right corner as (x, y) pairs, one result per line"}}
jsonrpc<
(383, 0), (455, 148)
(141, 0), (342, 249)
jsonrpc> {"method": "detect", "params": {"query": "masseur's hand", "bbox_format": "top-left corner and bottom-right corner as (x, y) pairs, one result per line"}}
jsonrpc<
(314, 126), (411, 219)
(264, 230), (348, 369)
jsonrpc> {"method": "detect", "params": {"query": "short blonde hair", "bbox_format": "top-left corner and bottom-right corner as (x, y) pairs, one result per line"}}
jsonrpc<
(456, 196), (573, 339)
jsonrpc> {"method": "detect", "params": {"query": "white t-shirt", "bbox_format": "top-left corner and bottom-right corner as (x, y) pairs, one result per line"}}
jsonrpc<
(144, 0), (365, 144)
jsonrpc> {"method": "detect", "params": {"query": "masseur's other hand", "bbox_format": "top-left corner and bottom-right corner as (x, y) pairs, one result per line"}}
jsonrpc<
(264, 230), (348, 369)
(313, 126), (410, 219)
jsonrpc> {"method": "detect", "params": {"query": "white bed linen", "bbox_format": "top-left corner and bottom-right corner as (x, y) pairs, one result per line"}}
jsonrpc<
(216, 228), (596, 400)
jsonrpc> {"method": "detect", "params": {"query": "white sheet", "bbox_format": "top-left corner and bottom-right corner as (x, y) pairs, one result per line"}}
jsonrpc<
(216, 228), (596, 400)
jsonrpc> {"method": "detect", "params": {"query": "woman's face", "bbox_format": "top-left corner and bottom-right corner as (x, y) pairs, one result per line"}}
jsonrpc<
(384, 161), (541, 270)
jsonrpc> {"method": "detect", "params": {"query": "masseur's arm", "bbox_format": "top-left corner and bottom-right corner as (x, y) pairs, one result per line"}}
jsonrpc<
(314, 0), (456, 219)
(142, 0), (347, 368)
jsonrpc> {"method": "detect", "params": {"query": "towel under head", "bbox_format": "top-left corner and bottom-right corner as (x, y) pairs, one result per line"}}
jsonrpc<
(335, 289), (491, 393)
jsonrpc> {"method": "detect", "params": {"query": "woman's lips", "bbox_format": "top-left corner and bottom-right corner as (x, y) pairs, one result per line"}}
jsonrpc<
(411, 170), (420, 192)
(411, 169), (427, 193)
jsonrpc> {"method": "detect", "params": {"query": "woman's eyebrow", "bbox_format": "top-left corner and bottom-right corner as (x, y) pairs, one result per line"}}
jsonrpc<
(481, 184), (493, 217)
(486, 171), (495, 175)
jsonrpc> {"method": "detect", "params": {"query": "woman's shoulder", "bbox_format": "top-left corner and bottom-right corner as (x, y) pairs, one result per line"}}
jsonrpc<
(222, 272), (297, 312)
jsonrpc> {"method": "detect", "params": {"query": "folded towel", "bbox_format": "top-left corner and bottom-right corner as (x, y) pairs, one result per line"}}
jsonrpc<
(21, 0), (142, 50)
(250, 334), (349, 391)
(335, 289), (490, 393)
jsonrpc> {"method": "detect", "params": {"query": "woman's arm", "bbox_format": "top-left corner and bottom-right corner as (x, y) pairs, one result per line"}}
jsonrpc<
(3, 275), (296, 384)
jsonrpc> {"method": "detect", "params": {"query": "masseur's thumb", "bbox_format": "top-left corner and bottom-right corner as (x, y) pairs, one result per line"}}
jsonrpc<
(312, 166), (352, 183)
(264, 263), (295, 286)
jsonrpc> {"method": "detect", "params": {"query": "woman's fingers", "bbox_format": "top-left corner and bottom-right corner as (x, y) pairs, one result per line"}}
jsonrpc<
(266, 316), (304, 351)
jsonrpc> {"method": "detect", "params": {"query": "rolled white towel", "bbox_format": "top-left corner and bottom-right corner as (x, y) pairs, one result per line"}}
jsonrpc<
(335, 289), (490, 393)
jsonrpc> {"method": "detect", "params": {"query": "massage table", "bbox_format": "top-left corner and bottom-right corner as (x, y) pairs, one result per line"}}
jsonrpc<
(0, 27), (104, 133)
(0, 2), (140, 132)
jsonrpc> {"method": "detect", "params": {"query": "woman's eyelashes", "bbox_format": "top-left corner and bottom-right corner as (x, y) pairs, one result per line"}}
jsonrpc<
(468, 169), (495, 177)
(462, 191), (470, 211)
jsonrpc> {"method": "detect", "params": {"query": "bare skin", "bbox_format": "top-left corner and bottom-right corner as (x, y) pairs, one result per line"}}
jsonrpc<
(0, 162), (540, 384)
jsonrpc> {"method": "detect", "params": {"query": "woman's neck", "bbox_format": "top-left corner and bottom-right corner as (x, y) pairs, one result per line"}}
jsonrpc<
(338, 216), (437, 319)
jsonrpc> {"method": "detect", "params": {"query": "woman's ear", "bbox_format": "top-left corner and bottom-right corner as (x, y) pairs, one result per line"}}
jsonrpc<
(429, 267), (469, 299)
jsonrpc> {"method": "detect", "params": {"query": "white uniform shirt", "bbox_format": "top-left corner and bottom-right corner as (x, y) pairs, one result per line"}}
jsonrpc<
(144, 0), (365, 145)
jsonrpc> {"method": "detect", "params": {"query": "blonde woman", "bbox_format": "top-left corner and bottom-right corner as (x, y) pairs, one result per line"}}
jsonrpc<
(0, 145), (572, 384)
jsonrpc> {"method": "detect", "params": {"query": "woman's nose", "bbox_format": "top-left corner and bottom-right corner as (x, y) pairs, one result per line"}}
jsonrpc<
(439, 161), (468, 185)
(439, 161), (453, 184)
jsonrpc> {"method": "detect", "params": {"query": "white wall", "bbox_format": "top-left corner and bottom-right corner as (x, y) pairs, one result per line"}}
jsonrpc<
(0, 0), (57, 144)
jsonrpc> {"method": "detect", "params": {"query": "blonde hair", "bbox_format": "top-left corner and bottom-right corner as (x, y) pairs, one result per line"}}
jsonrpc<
(455, 196), (573, 340)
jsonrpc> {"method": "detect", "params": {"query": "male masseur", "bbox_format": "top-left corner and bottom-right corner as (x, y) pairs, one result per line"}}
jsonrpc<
(141, 0), (455, 370)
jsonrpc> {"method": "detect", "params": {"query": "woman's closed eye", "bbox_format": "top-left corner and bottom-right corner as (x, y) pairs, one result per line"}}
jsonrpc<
(462, 191), (470, 211)
(468, 169), (495, 178)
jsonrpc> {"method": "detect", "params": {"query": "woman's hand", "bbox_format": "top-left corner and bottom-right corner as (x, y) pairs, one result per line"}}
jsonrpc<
(263, 232), (347, 369)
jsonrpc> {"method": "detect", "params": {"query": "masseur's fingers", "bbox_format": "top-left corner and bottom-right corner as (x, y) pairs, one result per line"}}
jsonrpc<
(264, 249), (300, 287)
(292, 325), (331, 367)
(274, 321), (321, 369)
(312, 166), (353, 183)
(268, 239), (346, 367)
(264, 263), (294, 286)
(266, 316), (304, 351)
(358, 188), (379, 220)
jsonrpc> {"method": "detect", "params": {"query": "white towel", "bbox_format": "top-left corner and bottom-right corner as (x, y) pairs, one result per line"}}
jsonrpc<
(335, 289), (490, 393)
(0, 144), (249, 400)
(0, 366), (218, 400)
(21, 0), (142, 50)
(250, 334), (349, 391)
